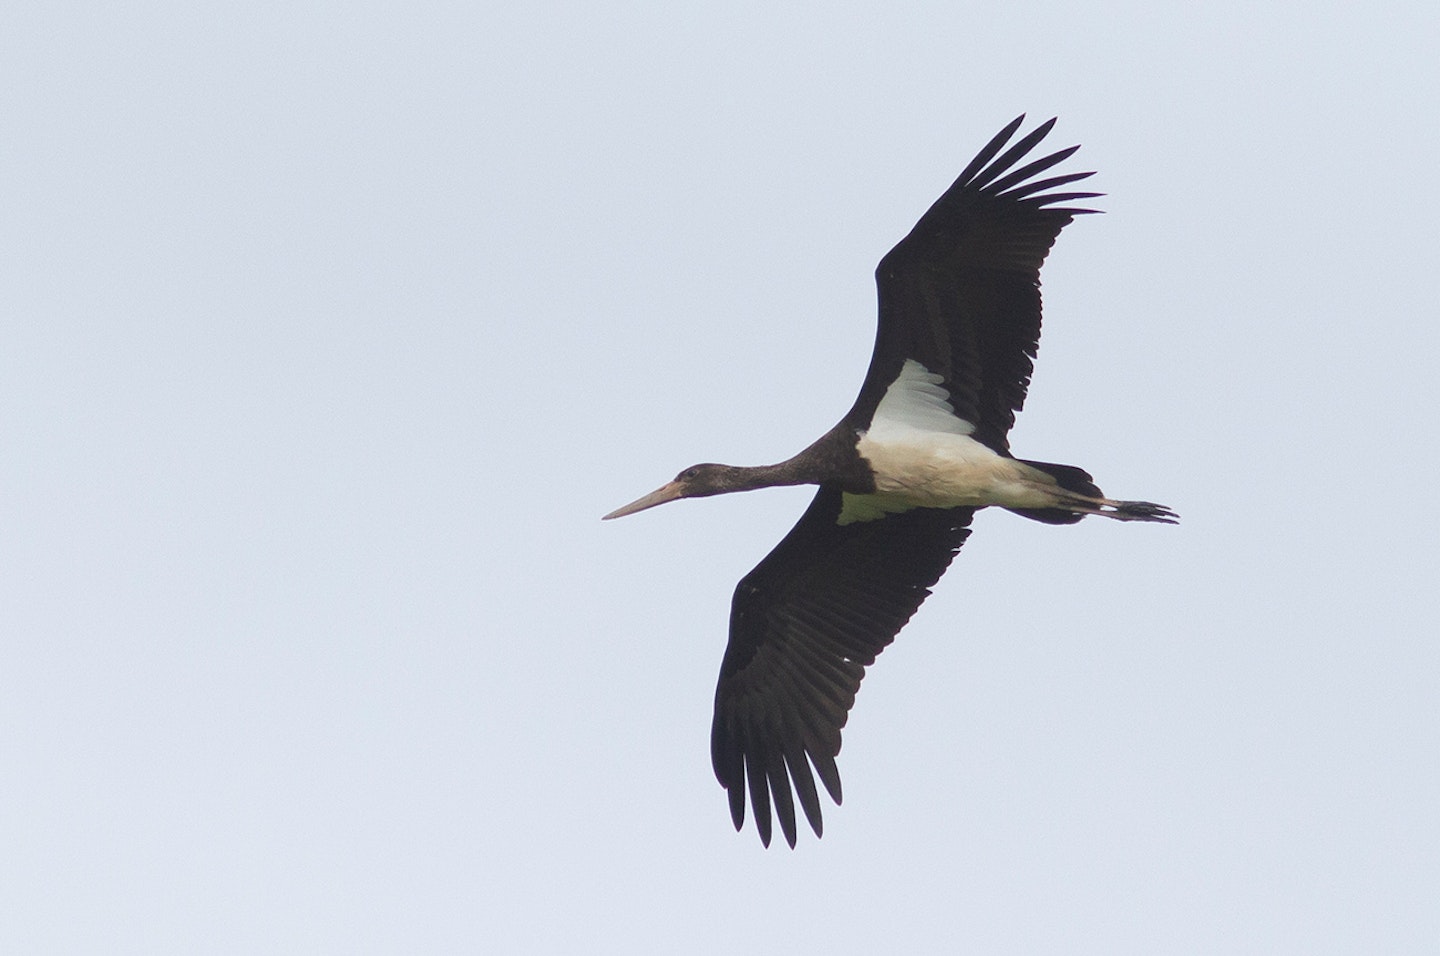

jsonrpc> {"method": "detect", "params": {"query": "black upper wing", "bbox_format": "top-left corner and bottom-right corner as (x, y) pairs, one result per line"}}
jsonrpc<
(711, 487), (975, 847)
(848, 115), (1100, 453)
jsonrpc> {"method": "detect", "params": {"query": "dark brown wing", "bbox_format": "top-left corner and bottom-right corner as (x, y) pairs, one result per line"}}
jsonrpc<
(710, 487), (975, 847)
(847, 115), (1100, 453)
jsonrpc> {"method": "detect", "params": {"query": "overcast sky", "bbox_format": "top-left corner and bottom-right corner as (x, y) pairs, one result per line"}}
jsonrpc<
(4, 2), (1438, 953)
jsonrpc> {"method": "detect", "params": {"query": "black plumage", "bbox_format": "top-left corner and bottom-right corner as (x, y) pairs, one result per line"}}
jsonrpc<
(853, 115), (1100, 450)
(711, 488), (974, 847)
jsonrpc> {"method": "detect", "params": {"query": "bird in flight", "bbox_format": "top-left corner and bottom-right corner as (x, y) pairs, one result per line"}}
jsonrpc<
(604, 116), (1176, 847)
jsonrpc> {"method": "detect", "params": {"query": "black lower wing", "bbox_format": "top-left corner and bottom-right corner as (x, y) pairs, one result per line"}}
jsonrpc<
(710, 486), (975, 847)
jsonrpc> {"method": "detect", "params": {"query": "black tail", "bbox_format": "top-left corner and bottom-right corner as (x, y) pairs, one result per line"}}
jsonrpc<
(1007, 460), (1101, 525)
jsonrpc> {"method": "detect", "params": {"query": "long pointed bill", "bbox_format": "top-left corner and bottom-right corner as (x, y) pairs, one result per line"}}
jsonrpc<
(602, 480), (686, 520)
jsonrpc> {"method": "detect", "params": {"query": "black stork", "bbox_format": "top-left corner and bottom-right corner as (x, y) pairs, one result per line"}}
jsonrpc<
(604, 116), (1176, 848)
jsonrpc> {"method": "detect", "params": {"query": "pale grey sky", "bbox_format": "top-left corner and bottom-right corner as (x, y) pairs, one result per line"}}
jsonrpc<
(4, 1), (1438, 953)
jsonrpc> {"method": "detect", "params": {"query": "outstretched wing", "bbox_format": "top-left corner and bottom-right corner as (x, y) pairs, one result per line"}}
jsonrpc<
(711, 487), (975, 847)
(847, 115), (1100, 453)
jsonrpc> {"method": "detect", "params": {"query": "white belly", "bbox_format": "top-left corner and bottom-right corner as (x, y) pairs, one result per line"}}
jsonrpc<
(836, 358), (1057, 525)
(856, 430), (1055, 506)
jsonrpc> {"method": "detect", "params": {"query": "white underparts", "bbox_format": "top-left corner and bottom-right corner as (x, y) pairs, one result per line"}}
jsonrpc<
(838, 359), (1064, 525)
